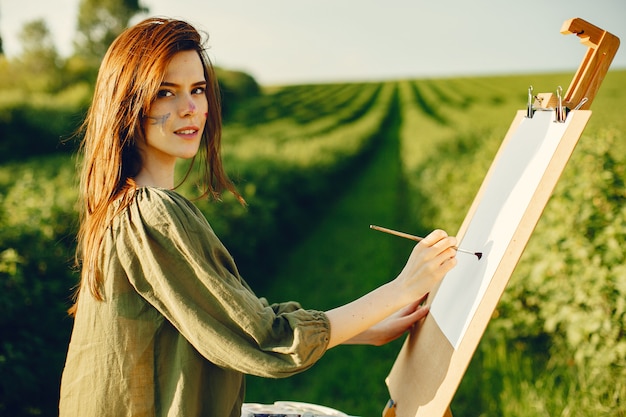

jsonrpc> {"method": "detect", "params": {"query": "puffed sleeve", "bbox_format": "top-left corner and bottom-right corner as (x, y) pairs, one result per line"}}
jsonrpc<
(113, 188), (330, 378)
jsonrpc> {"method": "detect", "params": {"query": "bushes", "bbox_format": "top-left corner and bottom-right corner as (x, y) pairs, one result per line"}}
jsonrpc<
(214, 67), (261, 120)
(0, 156), (78, 416)
(0, 92), (87, 162)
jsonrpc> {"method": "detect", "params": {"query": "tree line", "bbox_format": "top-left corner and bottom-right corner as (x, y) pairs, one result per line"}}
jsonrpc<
(0, 0), (146, 94)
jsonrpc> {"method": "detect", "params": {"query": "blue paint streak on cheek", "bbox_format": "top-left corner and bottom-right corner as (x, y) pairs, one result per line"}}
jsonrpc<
(146, 113), (171, 135)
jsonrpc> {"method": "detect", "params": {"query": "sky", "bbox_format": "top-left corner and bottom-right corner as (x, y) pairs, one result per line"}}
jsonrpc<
(1, 0), (625, 85)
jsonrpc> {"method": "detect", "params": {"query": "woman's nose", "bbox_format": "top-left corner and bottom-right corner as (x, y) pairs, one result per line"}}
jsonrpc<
(180, 95), (197, 117)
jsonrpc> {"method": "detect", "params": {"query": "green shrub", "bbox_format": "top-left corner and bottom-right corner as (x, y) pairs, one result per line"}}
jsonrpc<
(0, 94), (85, 161)
(0, 155), (78, 416)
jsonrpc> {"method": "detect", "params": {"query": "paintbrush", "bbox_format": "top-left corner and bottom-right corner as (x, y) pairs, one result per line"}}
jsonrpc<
(369, 225), (483, 260)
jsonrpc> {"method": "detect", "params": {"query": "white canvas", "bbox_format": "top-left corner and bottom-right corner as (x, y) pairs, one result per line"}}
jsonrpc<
(429, 110), (572, 349)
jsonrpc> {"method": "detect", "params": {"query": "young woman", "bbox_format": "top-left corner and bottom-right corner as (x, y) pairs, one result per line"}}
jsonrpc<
(59, 17), (458, 417)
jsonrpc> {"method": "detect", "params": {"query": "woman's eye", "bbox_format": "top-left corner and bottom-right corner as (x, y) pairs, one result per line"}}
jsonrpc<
(192, 87), (206, 95)
(157, 89), (173, 98)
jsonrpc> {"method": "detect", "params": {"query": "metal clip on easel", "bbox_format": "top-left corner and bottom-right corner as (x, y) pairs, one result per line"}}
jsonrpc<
(555, 86), (566, 123)
(526, 85), (535, 118)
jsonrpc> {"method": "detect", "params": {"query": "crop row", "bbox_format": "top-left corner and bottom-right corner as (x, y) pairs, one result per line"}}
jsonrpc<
(186, 81), (397, 271)
(230, 82), (376, 125)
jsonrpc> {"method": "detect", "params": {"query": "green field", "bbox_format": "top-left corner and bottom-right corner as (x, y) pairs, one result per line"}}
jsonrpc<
(1, 69), (625, 416)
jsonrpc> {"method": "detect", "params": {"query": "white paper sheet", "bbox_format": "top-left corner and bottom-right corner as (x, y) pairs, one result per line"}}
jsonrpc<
(429, 110), (572, 349)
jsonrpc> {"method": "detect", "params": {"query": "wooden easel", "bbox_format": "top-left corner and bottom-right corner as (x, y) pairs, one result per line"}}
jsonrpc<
(382, 18), (619, 417)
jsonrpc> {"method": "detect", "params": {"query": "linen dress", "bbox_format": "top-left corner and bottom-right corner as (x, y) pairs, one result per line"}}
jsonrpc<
(59, 187), (331, 417)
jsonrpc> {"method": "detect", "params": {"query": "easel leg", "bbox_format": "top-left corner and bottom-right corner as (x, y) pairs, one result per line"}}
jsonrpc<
(444, 406), (454, 417)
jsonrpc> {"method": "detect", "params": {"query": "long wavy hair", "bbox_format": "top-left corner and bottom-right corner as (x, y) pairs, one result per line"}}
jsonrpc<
(70, 17), (243, 315)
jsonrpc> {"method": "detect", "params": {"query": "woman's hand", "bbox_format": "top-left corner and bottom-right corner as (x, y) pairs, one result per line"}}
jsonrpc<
(342, 295), (430, 346)
(325, 229), (457, 349)
(394, 229), (457, 306)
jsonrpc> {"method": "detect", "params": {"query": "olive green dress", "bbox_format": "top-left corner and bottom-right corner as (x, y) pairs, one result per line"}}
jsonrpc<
(59, 188), (330, 417)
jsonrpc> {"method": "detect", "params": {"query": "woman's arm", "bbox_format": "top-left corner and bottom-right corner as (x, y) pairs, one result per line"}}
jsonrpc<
(324, 229), (457, 349)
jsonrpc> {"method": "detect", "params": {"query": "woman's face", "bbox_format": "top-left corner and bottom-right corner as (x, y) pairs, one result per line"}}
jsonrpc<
(141, 50), (209, 167)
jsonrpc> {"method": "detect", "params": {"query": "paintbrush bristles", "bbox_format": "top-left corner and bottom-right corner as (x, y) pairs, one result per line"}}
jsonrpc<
(369, 225), (483, 260)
